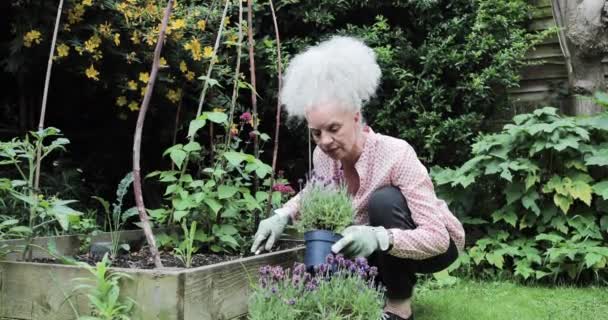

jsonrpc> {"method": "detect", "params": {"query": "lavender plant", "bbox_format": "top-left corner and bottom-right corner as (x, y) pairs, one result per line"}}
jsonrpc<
(249, 254), (384, 319)
(297, 173), (354, 233)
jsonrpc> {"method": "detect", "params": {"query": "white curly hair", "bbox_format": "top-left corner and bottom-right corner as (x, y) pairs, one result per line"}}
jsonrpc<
(280, 36), (382, 117)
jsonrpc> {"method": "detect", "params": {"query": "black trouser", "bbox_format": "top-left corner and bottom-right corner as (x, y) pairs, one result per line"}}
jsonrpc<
(367, 186), (458, 299)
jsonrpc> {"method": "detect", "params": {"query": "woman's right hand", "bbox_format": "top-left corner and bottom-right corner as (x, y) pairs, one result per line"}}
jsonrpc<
(250, 209), (291, 254)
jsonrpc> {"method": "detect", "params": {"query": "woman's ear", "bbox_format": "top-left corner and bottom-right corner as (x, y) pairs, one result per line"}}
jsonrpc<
(354, 111), (361, 124)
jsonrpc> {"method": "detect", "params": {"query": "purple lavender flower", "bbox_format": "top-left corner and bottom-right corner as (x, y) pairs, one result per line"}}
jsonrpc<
(285, 298), (296, 305)
(336, 254), (345, 268)
(325, 254), (335, 265)
(271, 266), (285, 281)
(271, 286), (278, 294)
(293, 263), (305, 276)
(369, 266), (378, 277)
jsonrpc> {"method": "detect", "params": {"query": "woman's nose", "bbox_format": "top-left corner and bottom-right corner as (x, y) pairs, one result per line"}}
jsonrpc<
(319, 132), (333, 146)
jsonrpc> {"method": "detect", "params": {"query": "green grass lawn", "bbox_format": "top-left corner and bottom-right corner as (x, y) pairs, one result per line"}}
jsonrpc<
(413, 280), (608, 320)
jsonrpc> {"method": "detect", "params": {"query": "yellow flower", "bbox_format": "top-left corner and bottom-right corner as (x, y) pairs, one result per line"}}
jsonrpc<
(127, 80), (138, 91)
(179, 60), (188, 73)
(128, 101), (139, 111)
(113, 33), (121, 46)
(126, 51), (137, 64)
(67, 4), (86, 25)
(139, 72), (149, 83)
(186, 71), (195, 81)
(56, 43), (70, 57)
(23, 30), (42, 47)
(166, 88), (182, 103)
(159, 57), (167, 67)
(98, 22), (112, 37)
(74, 45), (84, 55)
(213, 107), (225, 113)
(130, 31), (140, 44)
(84, 35), (101, 53)
(171, 19), (186, 30)
(85, 64), (99, 80)
(224, 16), (230, 26)
(230, 123), (238, 136)
(197, 19), (206, 31)
(116, 96), (127, 107)
(145, 32), (156, 46)
(140, 86), (147, 97)
(82, 0), (92, 6)
(184, 38), (202, 61)
(203, 46), (213, 59)
(116, 2), (127, 13)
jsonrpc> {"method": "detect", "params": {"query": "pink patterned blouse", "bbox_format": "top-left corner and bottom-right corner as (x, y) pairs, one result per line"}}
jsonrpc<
(282, 128), (465, 260)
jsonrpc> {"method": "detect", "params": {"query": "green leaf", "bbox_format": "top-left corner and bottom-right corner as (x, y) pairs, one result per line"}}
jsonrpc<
(183, 142), (201, 153)
(198, 75), (223, 88)
(170, 149), (187, 169)
(204, 111), (228, 124)
(486, 252), (504, 269)
(569, 180), (592, 206)
(173, 210), (189, 222)
(584, 253), (604, 268)
(218, 185), (238, 199)
(187, 119), (207, 138)
(553, 193), (572, 214)
(536, 233), (564, 243)
(491, 209), (517, 227)
(203, 197), (222, 215)
(585, 148), (608, 166)
(9, 226), (32, 234)
(521, 191), (540, 216)
(259, 133), (271, 142)
(223, 151), (247, 167)
(592, 181), (608, 200)
(254, 161), (272, 179)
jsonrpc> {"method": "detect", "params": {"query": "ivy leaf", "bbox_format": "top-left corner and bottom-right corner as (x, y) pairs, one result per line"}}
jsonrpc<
(553, 193), (572, 214)
(521, 191), (540, 216)
(600, 215), (608, 233)
(592, 181), (608, 200)
(486, 252), (504, 269)
(584, 253), (604, 268)
(584, 148), (608, 166)
(505, 183), (525, 205)
(569, 180), (592, 206)
(491, 209), (517, 227)
(187, 118), (207, 138)
(536, 233), (564, 243)
(514, 260), (534, 280)
(551, 136), (579, 151)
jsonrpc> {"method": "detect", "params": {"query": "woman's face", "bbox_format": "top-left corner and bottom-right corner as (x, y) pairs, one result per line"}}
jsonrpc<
(305, 104), (361, 161)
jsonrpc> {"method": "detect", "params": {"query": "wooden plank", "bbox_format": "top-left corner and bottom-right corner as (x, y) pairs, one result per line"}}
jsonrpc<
(182, 247), (304, 320)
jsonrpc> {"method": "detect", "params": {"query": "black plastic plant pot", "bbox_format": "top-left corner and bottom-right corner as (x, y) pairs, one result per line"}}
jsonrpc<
(303, 229), (342, 271)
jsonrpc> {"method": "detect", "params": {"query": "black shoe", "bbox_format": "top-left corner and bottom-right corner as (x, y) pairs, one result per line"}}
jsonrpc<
(382, 311), (414, 320)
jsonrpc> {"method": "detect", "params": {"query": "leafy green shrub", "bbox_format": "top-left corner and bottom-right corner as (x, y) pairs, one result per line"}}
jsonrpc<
(259, 0), (549, 167)
(149, 110), (280, 254)
(432, 106), (608, 283)
(296, 174), (354, 233)
(73, 254), (135, 320)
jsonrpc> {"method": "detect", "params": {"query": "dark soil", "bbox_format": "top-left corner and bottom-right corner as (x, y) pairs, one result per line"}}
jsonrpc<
(34, 240), (302, 269)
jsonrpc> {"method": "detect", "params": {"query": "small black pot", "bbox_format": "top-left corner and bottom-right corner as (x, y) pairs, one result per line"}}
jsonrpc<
(303, 230), (342, 270)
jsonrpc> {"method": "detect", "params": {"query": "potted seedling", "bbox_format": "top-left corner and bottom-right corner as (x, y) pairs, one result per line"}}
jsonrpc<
(296, 174), (354, 270)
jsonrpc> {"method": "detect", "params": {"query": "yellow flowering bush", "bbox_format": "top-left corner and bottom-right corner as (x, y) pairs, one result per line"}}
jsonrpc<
(9, 0), (246, 119)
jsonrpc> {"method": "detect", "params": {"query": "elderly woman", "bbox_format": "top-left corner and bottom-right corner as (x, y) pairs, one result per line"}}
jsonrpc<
(250, 36), (465, 320)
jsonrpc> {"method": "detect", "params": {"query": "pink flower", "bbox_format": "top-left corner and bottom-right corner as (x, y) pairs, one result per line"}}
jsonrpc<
(272, 183), (295, 194)
(239, 111), (252, 122)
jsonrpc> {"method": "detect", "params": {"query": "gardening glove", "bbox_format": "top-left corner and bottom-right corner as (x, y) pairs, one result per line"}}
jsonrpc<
(250, 208), (291, 254)
(331, 225), (391, 258)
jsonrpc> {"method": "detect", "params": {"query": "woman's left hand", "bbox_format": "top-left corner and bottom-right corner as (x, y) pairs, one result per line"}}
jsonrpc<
(331, 225), (390, 258)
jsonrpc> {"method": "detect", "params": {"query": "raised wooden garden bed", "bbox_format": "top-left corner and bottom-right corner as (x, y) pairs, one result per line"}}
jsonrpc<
(0, 230), (304, 320)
